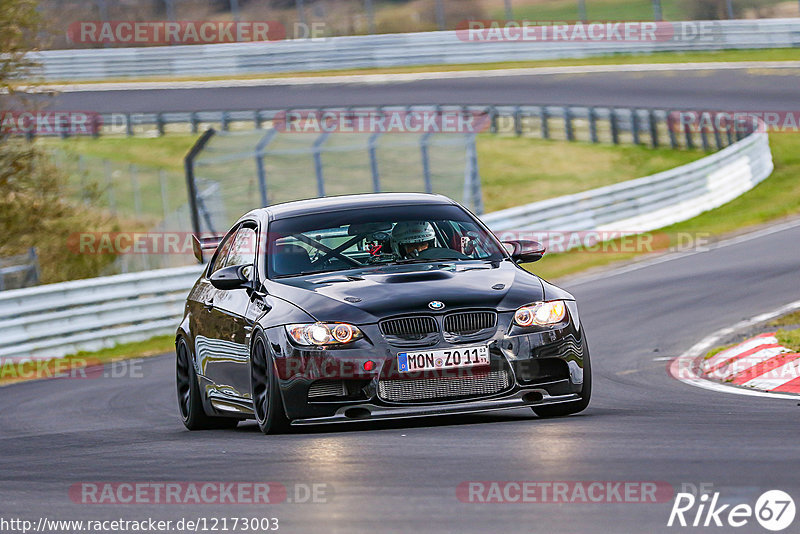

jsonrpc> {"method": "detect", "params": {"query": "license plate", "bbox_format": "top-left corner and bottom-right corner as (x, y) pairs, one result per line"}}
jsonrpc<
(397, 345), (489, 373)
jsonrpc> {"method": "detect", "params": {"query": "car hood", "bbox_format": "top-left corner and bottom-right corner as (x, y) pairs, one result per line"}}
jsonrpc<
(266, 260), (546, 324)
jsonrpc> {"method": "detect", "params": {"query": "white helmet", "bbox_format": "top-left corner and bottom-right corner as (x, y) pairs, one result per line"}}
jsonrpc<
(392, 221), (436, 257)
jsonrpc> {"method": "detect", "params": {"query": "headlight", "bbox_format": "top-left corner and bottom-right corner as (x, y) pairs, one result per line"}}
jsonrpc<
(285, 323), (363, 346)
(514, 301), (567, 327)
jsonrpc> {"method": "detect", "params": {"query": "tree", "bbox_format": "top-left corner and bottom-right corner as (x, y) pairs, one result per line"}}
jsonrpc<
(1, 0), (120, 283)
(0, 0), (42, 104)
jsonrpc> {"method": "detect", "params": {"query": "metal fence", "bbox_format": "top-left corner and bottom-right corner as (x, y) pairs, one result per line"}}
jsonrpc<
(0, 249), (40, 291)
(186, 122), (481, 235)
(52, 152), (198, 273)
(32, 18), (800, 80)
(44, 104), (747, 279)
(181, 105), (748, 235)
(0, 120), (773, 360)
(42, 105), (752, 148)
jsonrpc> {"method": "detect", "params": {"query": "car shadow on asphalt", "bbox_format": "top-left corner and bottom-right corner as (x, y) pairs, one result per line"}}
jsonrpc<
(229, 408), (603, 435)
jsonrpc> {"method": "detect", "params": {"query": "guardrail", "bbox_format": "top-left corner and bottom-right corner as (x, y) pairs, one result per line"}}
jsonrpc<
(0, 265), (203, 360)
(31, 18), (800, 81)
(483, 129), (773, 236)
(0, 123), (773, 362)
(0, 249), (40, 291)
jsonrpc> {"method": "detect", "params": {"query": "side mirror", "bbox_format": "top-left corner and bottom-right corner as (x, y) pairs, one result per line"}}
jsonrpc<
(503, 240), (546, 263)
(191, 234), (222, 264)
(209, 265), (251, 290)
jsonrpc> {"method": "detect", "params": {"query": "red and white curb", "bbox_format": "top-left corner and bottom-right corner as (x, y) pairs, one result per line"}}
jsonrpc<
(701, 332), (800, 392)
(669, 299), (800, 399)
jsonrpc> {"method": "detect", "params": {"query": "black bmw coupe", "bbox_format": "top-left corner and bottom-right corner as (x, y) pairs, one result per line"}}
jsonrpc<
(176, 193), (591, 433)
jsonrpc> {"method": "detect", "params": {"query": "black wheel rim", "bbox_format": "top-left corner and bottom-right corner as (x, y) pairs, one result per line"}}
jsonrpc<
(176, 341), (191, 419)
(251, 339), (270, 424)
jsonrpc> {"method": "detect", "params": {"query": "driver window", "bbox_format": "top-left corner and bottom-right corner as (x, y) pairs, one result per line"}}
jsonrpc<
(225, 226), (257, 268)
(209, 228), (238, 275)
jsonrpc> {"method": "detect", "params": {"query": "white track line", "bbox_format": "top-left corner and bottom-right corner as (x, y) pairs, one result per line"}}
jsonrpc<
(35, 60), (800, 93)
(566, 216), (800, 287)
(669, 299), (800, 400)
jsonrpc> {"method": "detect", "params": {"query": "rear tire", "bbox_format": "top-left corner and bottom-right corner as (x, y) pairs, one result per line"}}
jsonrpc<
(176, 338), (239, 430)
(250, 333), (290, 435)
(532, 349), (592, 418)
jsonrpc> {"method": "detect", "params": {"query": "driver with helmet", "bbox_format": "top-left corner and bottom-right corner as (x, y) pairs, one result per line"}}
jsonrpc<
(391, 221), (437, 259)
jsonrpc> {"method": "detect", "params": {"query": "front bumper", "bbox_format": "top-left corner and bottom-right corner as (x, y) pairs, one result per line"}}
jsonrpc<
(265, 304), (588, 422)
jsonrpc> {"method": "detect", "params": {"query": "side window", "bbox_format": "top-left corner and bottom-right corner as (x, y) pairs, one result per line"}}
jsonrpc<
(209, 227), (239, 275)
(224, 226), (257, 268)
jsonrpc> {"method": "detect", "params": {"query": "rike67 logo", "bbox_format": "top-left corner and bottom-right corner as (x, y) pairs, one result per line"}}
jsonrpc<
(668, 488), (795, 531)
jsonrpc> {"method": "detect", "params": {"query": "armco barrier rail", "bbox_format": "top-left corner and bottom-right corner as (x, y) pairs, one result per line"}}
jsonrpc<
(32, 18), (800, 81)
(483, 129), (773, 236)
(0, 265), (203, 361)
(0, 128), (773, 361)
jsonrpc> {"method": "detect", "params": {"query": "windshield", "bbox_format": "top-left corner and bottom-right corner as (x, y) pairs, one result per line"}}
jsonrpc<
(266, 204), (506, 279)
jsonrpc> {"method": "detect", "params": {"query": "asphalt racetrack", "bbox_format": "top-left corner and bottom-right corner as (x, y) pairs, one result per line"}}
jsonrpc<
(5, 63), (800, 533)
(2, 219), (799, 533)
(49, 65), (800, 112)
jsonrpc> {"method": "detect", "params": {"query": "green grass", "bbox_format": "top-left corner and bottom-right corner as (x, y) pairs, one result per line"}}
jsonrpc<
(65, 335), (175, 361)
(526, 133), (800, 280)
(493, 0), (683, 22)
(478, 136), (703, 211)
(776, 328), (800, 352)
(704, 343), (737, 360)
(0, 335), (175, 386)
(39, 136), (197, 223)
(44, 132), (800, 284)
(39, 136), (196, 174)
(489, 0), (789, 21)
(44, 134), (705, 215)
(43, 48), (800, 85)
(769, 310), (800, 327)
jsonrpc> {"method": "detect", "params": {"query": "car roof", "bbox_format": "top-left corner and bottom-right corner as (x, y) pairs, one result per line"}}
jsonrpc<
(241, 193), (458, 222)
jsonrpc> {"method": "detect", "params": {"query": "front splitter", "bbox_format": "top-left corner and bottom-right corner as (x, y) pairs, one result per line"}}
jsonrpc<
(290, 389), (581, 425)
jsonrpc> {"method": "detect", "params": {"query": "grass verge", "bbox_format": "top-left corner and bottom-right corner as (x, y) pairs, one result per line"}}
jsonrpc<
(39, 136), (197, 174)
(45, 134), (705, 214)
(776, 328), (800, 352)
(478, 136), (702, 211)
(526, 133), (800, 280)
(0, 335), (175, 387)
(704, 344), (737, 360)
(769, 310), (800, 327)
(43, 131), (800, 281)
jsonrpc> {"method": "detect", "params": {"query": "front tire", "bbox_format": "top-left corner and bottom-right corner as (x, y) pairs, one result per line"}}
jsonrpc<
(532, 350), (592, 418)
(250, 333), (290, 435)
(176, 338), (238, 430)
